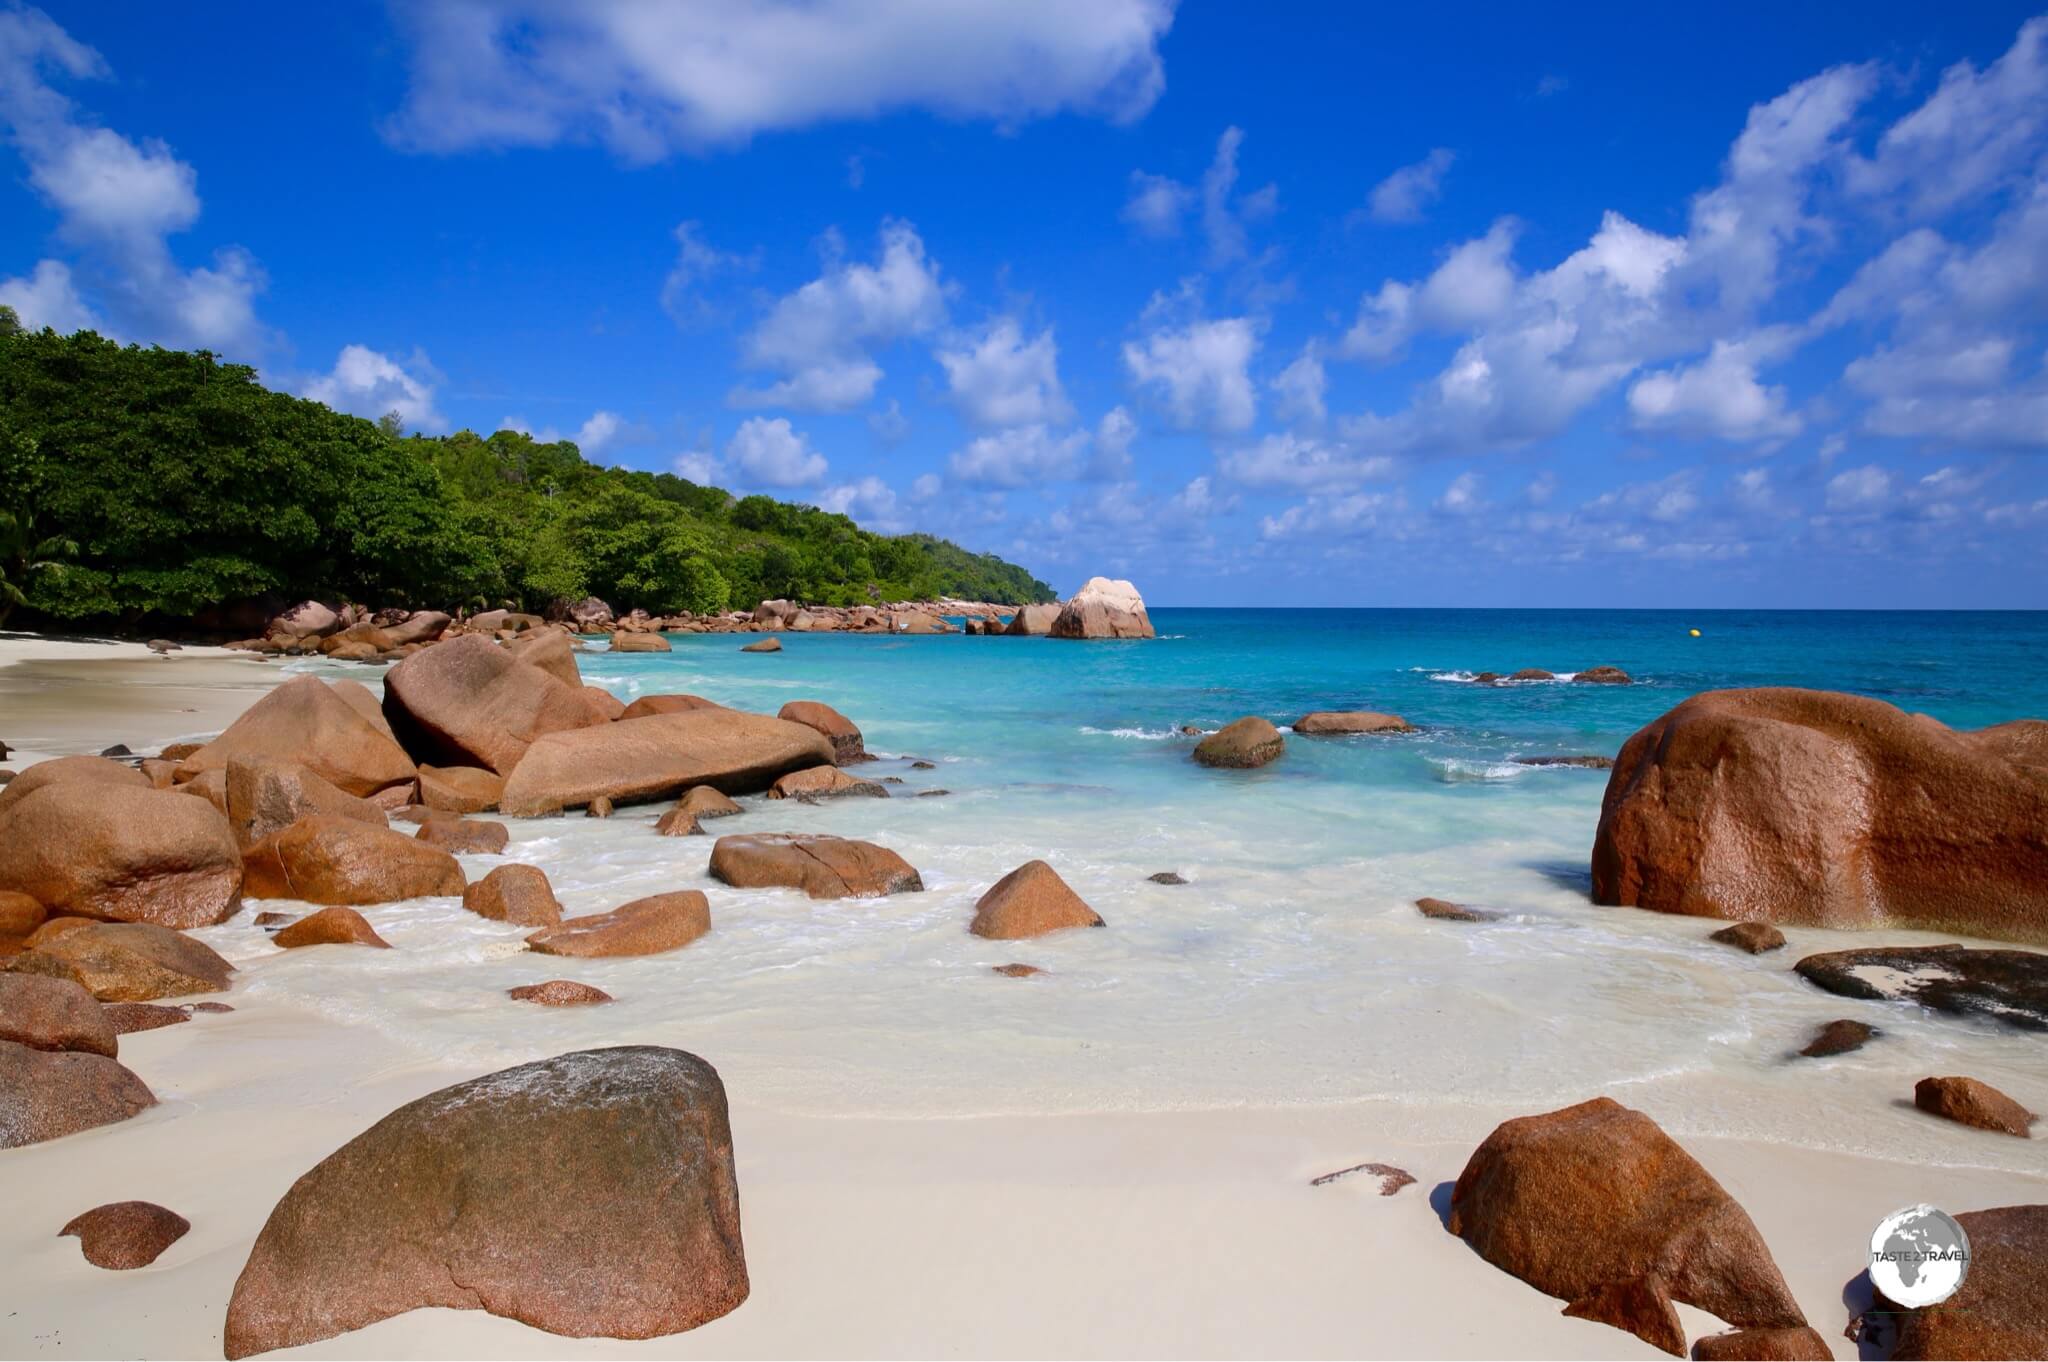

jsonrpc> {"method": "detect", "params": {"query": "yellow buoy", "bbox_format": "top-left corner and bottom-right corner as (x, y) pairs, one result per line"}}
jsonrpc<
(1689, 628), (1701, 637)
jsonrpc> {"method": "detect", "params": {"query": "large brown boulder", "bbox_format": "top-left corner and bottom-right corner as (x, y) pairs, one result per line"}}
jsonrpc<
(498, 710), (832, 816)
(243, 815), (465, 905)
(1293, 711), (1413, 735)
(1913, 1076), (2036, 1137)
(969, 861), (1104, 939)
(174, 676), (417, 798)
(222, 1047), (748, 1357)
(0, 1039), (156, 1148)
(708, 834), (923, 900)
(0, 782), (243, 929)
(382, 634), (612, 775)
(1193, 717), (1285, 769)
(0, 973), (119, 1056)
(1595, 689), (2048, 943)
(268, 600), (341, 639)
(1004, 603), (1061, 636)
(610, 632), (672, 653)
(0, 754), (147, 818)
(777, 701), (869, 763)
(382, 611), (451, 647)
(463, 865), (562, 927)
(1048, 577), (1154, 639)
(1447, 1097), (1808, 1357)
(1874, 1204), (2048, 1360)
(226, 758), (385, 848)
(526, 893), (711, 957)
(417, 764), (503, 813)
(619, 694), (724, 721)
(61, 1201), (191, 1269)
(766, 766), (888, 801)
(505, 629), (584, 686)
(17, 920), (233, 1001)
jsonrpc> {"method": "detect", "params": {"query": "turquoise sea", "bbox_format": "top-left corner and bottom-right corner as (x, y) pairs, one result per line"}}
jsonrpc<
(229, 609), (2048, 1172)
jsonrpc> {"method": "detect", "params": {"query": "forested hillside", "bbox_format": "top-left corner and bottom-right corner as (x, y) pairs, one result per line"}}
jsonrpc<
(0, 315), (1054, 627)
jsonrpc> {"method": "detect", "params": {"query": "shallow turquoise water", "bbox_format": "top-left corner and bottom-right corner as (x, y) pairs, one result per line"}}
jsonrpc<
(234, 610), (2046, 1168)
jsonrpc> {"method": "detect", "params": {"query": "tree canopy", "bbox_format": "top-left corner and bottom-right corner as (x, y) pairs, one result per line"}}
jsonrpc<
(0, 326), (1054, 626)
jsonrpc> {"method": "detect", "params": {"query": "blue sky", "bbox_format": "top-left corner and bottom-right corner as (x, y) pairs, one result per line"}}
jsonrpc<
(4, 2), (2046, 608)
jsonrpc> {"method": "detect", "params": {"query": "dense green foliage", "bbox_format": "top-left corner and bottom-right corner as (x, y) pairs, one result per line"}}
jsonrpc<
(0, 322), (1054, 625)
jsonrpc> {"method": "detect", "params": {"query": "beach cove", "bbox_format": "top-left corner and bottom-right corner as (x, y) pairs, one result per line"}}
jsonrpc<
(4, 607), (2045, 1358)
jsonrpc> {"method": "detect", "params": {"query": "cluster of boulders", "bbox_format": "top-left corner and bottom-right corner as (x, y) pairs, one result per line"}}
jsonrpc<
(1463, 665), (1633, 685)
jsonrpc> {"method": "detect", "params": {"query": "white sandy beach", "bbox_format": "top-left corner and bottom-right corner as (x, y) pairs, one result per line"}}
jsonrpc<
(2, 637), (2044, 1360)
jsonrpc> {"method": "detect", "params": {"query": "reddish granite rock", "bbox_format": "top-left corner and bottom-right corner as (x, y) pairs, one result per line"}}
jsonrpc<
(1193, 717), (1285, 769)
(1709, 922), (1787, 954)
(777, 701), (869, 763)
(992, 963), (1044, 978)
(505, 629), (584, 686)
(617, 694), (724, 721)
(462, 865), (562, 927)
(1793, 944), (2048, 1031)
(581, 686), (626, 721)
(0, 974), (119, 1056)
(1689, 1326), (1832, 1360)
(19, 921), (233, 1002)
(969, 861), (1104, 940)
(1914, 1076), (2036, 1137)
(1004, 603), (1061, 636)
(0, 889), (46, 940)
(654, 808), (700, 836)
(585, 796), (614, 818)
(1293, 711), (1414, 735)
(526, 892), (710, 958)
(1798, 1020), (1877, 1058)
(417, 764), (504, 814)
(508, 980), (613, 1007)
(1447, 1096), (1808, 1357)
(1593, 688), (2048, 944)
(739, 637), (781, 653)
(498, 710), (832, 816)
(382, 634), (611, 775)
(1048, 577), (1154, 640)
(1576, 665), (1634, 685)
(0, 1039), (156, 1147)
(766, 766), (888, 801)
(173, 676), (417, 798)
(61, 1200), (191, 1269)
(226, 757), (385, 848)
(274, 907), (392, 950)
(609, 631), (672, 653)
(0, 782), (243, 929)
(243, 816), (465, 905)
(102, 1002), (190, 1034)
(708, 834), (923, 900)
(415, 818), (510, 855)
(221, 1047), (748, 1358)
(1416, 897), (1500, 922)
(0, 754), (148, 818)
(678, 786), (742, 819)
(1872, 1204), (2048, 1360)
(1510, 668), (1558, 682)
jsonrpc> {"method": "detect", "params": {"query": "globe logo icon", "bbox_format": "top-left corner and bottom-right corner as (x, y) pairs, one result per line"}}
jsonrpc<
(1869, 1205), (1971, 1308)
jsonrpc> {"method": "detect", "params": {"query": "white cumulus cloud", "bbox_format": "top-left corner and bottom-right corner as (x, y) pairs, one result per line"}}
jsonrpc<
(302, 346), (447, 432)
(726, 416), (829, 487)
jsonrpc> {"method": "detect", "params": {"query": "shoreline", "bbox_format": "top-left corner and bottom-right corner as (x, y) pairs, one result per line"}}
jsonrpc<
(3, 628), (2045, 1360)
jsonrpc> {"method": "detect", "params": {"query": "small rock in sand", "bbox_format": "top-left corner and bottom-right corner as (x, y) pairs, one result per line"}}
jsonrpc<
(1709, 922), (1787, 954)
(1148, 872), (1188, 885)
(1309, 1162), (1416, 1195)
(60, 1200), (190, 1269)
(970, 861), (1104, 940)
(1798, 1019), (1876, 1058)
(462, 864), (562, 927)
(1914, 1076), (2037, 1137)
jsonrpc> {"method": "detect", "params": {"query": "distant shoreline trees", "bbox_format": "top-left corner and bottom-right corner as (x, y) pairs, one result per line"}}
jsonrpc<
(0, 320), (1054, 628)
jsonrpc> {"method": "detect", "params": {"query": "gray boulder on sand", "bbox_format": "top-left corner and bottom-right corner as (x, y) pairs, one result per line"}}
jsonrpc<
(222, 1047), (747, 1358)
(1049, 577), (1155, 640)
(1193, 717), (1285, 769)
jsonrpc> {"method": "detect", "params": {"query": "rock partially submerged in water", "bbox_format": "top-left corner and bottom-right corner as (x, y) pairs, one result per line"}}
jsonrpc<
(1049, 577), (1154, 640)
(0, 780), (243, 929)
(62, 1201), (190, 1270)
(970, 861), (1104, 940)
(991, 963), (1043, 978)
(740, 637), (782, 653)
(244, 815), (465, 905)
(1797, 1019), (1876, 1058)
(1293, 711), (1413, 735)
(1004, 603), (1061, 636)
(1593, 688), (2048, 944)
(777, 701), (869, 764)
(1415, 897), (1498, 922)
(1575, 665), (1633, 685)
(463, 864), (563, 927)
(417, 764), (503, 814)
(415, 817), (510, 855)
(1448, 1096), (1809, 1357)
(767, 766), (888, 801)
(708, 833), (923, 900)
(18, 921), (233, 1001)
(497, 710), (831, 816)
(0, 1039), (155, 1147)
(609, 631), (671, 653)
(508, 980), (612, 1007)
(1860, 1205), (2048, 1360)
(222, 1046), (748, 1358)
(526, 892), (710, 958)
(1193, 717), (1284, 769)
(273, 907), (392, 950)
(1708, 922), (1786, 954)
(1793, 944), (2048, 1031)
(1914, 1076), (2036, 1137)
(1513, 754), (1615, 769)
(1147, 871), (1188, 885)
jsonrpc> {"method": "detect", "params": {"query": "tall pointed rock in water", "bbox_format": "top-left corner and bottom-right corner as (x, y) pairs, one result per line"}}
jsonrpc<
(1048, 577), (1154, 639)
